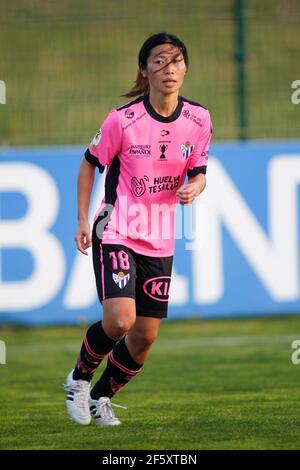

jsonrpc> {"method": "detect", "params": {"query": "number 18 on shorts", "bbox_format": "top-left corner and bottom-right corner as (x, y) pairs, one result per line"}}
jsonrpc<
(92, 242), (173, 319)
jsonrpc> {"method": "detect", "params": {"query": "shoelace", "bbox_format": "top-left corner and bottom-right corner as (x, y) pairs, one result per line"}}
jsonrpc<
(97, 399), (127, 420)
(111, 402), (127, 410)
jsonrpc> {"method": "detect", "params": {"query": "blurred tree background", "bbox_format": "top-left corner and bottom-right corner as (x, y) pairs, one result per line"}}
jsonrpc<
(0, 0), (299, 145)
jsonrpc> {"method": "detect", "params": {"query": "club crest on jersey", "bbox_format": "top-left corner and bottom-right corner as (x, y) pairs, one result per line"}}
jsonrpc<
(181, 141), (194, 159)
(91, 128), (102, 151)
(112, 271), (130, 289)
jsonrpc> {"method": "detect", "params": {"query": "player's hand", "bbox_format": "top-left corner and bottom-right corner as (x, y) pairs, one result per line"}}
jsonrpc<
(74, 220), (92, 255)
(177, 183), (201, 205)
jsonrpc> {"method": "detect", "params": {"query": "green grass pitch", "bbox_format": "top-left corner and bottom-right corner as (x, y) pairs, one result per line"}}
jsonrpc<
(1, 315), (300, 450)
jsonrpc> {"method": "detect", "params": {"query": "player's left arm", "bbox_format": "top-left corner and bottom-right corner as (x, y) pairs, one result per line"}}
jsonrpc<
(177, 173), (206, 205)
(177, 109), (212, 205)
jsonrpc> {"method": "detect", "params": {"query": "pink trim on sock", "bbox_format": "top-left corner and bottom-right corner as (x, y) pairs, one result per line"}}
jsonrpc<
(76, 358), (98, 374)
(100, 243), (105, 300)
(83, 335), (106, 360)
(109, 350), (142, 375)
(109, 377), (126, 394)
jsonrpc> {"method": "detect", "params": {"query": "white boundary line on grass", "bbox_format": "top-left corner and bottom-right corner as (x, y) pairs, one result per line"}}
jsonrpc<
(6, 334), (300, 354)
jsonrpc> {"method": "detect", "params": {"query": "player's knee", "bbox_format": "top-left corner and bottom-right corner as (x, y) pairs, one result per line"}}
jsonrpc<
(133, 329), (158, 352)
(103, 299), (135, 340)
(104, 316), (134, 340)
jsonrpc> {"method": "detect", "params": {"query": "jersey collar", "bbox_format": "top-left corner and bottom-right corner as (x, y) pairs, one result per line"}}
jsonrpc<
(143, 94), (183, 123)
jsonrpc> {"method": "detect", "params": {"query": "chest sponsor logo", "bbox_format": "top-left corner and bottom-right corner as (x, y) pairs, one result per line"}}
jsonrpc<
(159, 144), (168, 159)
(130, 175), (180, 196)
(143, 276), (171, 302)
(131, 176), (148, 197)
(182, 108), (202, 127)
(112, 271), (130, 289)
(129, 144), (151, 157)
(125, 109), (134, 119)
(157, 137), (171, 161)
(149, 175), (180, 194)
(181, 141), (195, 159)
(122, 112), (147, 130)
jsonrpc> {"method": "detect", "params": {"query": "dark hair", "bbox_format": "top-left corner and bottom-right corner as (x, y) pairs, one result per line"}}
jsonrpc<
(123, 32), (189, 98)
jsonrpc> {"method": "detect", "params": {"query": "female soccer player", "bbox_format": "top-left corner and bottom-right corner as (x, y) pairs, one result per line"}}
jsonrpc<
(64, 32), (212, 426)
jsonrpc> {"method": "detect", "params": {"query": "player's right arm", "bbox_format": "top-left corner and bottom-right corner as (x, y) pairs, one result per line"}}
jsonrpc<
(74, 158), (95, 256)
(75, 109), (122, 255)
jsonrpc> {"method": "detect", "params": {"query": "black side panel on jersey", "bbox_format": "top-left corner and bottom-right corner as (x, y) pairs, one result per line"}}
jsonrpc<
(104, 155), (121, 205)
(92, 155), (121, 241)
(85, 148), (105, 173)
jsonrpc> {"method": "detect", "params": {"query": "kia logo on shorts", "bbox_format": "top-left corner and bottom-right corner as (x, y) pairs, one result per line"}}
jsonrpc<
(143, 276), (171, 301)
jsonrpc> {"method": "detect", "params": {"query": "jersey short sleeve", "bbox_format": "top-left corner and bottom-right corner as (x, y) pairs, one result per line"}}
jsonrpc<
(85, 109), (122, 173)
(187, 110), (212, 177)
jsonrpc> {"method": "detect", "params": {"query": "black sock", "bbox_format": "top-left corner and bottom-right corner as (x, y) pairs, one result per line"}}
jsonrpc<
(73, 321), (117, 382)
(90, 337), (143, 399)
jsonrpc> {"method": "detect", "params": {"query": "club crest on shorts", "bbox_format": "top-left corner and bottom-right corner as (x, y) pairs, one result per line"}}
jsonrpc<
(112, 271), (130, 289)
(91, 128), (102, 151)
(181, 141), (194, 159)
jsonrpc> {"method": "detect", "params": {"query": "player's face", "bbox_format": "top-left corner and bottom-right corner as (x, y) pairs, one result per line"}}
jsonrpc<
(142, 44), (187, 95)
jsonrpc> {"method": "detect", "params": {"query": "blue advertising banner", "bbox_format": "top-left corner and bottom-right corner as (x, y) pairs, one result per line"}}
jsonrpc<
(0, 142), (300, 325)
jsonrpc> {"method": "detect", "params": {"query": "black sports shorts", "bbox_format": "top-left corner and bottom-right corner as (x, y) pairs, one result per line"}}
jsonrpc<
(92, 241), (173, 319)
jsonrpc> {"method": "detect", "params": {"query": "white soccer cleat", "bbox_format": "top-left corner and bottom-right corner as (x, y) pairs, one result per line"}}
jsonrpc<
(89, 396), (126, 426)
(64, 370), (91, 425)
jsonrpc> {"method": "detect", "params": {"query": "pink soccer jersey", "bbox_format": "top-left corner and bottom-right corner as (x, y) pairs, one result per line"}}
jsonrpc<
(85, 94), (212, 257)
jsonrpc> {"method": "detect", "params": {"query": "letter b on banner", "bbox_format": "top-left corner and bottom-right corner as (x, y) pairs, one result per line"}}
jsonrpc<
(0, 162), (66, 311)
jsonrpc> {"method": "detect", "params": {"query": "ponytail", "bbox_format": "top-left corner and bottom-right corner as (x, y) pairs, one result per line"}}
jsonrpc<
(122, 69), (149, 98)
